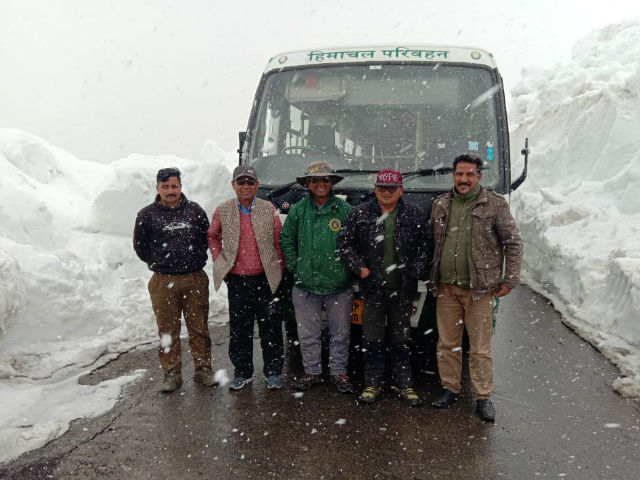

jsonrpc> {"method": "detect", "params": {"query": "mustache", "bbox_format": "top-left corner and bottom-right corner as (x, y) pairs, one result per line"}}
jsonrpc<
(457, 182), (471, 186)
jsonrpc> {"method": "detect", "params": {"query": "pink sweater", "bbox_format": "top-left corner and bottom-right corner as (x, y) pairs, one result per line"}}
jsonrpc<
(208, 205), (284, 276)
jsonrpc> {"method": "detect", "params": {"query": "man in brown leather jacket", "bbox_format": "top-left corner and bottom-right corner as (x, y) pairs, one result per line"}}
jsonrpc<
(427, 154), (523, 422)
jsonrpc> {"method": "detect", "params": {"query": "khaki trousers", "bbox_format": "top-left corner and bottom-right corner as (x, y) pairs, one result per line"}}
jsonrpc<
(148, 270), (211, 374)
(436, 284), (494, 399)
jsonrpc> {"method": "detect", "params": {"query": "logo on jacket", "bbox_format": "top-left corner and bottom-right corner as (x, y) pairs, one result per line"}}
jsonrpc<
(163, 221), (191, 232)
(329, 218), (341, 232)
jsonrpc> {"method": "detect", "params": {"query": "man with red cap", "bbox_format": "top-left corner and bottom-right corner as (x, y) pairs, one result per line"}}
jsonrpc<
(338, 169), (429, 406)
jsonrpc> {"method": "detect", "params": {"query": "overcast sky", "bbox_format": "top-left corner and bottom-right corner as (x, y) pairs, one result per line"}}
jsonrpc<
(1, 0), (639, 163)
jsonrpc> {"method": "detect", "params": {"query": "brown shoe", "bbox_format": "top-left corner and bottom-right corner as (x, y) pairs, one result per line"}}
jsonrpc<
(160, 371), (182, 393)
(193, 367), (215, 387)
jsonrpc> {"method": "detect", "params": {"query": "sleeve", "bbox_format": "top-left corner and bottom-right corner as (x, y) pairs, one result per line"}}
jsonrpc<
(410, 206), (430, 280)
(133, 211), (151, 265)
(272, 205), (285, 272)
(494, 196), (523, 288)
(337, 208), (366, 275)
(279, 205), (299, 271)
(207, 207), (223, 261)
(195, 204), (210, 254)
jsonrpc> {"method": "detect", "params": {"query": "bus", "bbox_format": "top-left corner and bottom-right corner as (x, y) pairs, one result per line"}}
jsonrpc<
(237, 45), (528, 338)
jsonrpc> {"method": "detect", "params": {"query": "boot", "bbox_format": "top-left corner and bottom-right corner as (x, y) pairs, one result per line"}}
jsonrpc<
(193, 366), (215, 386)
(160, 371), (182, 393)
(431, 388), (458, 408)
(476, 399), (496, 422)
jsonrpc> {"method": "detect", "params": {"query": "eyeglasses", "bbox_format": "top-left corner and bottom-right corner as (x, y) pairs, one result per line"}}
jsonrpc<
(376, 185), (400, 193)
(310, 176), (332, 184)
(235, 177), (257, 186)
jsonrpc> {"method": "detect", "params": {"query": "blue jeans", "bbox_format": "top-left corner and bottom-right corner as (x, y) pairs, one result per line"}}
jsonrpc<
(292, 286), (353, 376)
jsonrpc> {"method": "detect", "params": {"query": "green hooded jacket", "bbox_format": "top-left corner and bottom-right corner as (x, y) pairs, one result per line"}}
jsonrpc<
(280, 195), (352, 294)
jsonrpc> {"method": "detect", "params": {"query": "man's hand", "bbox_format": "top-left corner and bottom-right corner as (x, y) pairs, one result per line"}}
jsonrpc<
(360, 268), (370, 279)
(493, 284), (512, 298)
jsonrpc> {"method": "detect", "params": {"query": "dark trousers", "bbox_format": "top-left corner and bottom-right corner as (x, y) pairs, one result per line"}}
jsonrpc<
(362, 293), (413, 388)
(226, 273), (284, 378)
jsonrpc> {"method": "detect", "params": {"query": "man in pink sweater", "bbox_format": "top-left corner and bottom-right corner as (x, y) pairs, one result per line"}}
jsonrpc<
(208, 166), (285, 390)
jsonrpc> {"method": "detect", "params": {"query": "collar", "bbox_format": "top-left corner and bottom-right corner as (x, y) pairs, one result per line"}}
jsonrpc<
(237, 198), (256, 215)
(452, 183), (481, 201)
(155, 193), (185, 210)
(311, 194), (334, 211)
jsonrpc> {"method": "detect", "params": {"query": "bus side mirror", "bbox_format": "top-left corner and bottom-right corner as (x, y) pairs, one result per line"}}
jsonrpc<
(510, 137), (529, 192)
(238, 131), (247, 163)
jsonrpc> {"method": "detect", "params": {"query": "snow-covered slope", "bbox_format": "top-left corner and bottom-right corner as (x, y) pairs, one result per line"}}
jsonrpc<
(510, 20), (640, 401)
(0, 129), (235, 461)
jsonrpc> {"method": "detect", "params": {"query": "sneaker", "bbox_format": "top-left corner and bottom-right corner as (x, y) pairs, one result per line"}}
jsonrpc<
(330, 373), (355, 394)
(358, 386), (381, 404)
(392, 386), (423, 407)
(476, 399), (496, 422)
(265, 374), (283, 390)
(291, 373), (323, 391)
(193, 367), (215, 386)
(160, 371), (182, 393)
(431, 388), (458, 408)
(229, 376), (253, 390)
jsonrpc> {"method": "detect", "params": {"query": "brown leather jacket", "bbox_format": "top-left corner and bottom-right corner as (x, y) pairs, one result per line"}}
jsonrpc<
(427, 187), (523, 297)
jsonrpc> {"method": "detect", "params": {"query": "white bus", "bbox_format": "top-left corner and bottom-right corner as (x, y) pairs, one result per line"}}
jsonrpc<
(238, 45), (528, 334)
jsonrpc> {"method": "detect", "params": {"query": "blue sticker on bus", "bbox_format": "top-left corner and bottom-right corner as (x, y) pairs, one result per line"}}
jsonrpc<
(468, 141), (479, 151)
(486, 141), (494, 161)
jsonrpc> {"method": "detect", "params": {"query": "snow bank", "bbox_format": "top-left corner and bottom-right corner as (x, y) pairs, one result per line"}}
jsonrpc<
(0, 129), (235, 462)
(510, 20), (640, 401)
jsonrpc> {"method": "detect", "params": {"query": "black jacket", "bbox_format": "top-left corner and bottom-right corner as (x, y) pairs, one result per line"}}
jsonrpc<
(338, 197), (429, 302)
(133, 194), (210, 274)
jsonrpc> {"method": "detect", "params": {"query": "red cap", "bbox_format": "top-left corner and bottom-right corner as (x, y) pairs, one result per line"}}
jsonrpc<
(375, 169), (403, 186)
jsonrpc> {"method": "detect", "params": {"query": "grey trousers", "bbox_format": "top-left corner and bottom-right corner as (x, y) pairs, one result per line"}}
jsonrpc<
(292, 286), (353, 375)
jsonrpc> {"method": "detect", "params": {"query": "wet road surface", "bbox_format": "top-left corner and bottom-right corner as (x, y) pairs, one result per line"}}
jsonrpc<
(1, 285), (639, 479)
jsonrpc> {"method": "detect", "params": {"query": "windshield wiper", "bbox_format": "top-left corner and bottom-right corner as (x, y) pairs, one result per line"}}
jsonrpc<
(401, 166), (454, 180)
(333, 168), (381, 174)
(266, 181), (303, 200)
(266, 169), (379, 200)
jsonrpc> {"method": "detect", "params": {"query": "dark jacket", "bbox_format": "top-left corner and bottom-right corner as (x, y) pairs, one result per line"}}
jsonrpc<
(133, 194), (210, 274)
(428, 187), (523, 297)
(280, 194), (352, 294)
(338, 197), (429, 302)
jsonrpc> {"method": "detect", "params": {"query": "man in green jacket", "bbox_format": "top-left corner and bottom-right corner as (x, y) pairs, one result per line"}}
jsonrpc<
(280, 161), (355, 393)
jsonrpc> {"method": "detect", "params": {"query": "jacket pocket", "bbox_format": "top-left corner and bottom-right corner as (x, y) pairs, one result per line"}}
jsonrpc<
(473, 258), (502, 288)
(471, 208), (494, 237)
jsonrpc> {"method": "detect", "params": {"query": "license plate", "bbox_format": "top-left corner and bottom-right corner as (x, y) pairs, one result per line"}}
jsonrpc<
(351, 298), (364, 325)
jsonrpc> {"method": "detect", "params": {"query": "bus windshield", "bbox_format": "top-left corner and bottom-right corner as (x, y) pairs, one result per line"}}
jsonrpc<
(247, 63), (503, 191)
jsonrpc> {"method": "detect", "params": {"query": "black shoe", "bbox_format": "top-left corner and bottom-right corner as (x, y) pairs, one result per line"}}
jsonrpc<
(330, 373), (355, 394)
(431, 388), (458, 408)
(291, 373), (323, 391)
(476, 399), (496, 422)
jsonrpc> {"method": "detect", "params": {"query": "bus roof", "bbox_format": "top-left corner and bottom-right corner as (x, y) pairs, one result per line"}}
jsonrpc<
(264, 45), (497, 73)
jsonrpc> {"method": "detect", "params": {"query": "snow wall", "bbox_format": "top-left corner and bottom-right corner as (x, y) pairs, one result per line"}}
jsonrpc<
(510, 20), (640, 397)
(0, 130), (236, 380)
